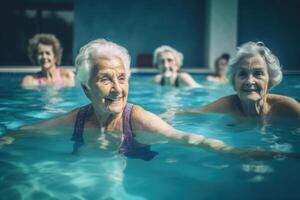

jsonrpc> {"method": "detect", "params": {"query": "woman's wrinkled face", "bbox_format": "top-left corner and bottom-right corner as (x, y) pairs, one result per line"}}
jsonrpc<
(234, 54), (269, 103)
(157, 51), (179, 77)
(36, 44), (56, 69)
(87, 57), (128, 114)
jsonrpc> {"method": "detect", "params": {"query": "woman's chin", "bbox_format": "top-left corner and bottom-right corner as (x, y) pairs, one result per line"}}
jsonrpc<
(239, 93), (262, 103)
(105, 102), (125, 114)
(107, 106), (123, 114)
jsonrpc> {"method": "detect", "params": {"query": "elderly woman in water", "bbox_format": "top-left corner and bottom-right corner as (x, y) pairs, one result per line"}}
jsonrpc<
(166, 42), (300, 118)
(21, 34), (75, 88)
(2, 39), (297, 160)
(152, 45), (204, 88)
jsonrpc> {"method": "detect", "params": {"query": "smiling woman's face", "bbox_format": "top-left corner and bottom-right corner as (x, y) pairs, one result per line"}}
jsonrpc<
(234, 54), (270, 103)
(157, 51), (179, 77)
(36, 44), (57, 69)
(86, 57), (128, 114)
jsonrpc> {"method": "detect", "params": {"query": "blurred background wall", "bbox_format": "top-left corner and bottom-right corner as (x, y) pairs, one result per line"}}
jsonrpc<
(0, 0), (299, 71)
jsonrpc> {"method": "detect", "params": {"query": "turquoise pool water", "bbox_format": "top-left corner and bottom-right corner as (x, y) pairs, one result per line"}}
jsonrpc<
(0, 74), (300, 200)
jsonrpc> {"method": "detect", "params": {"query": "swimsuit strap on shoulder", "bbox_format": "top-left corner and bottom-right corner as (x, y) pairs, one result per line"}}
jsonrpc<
(122, 103), (134, 140)
(119, 103), (158, 161)
(71, 104), (92, 154)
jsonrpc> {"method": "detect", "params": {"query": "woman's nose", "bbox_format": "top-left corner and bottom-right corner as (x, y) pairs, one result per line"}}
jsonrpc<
(246, 74), (255, 83)
(41, 53), (47, 59)
(111, 81), (122, 94)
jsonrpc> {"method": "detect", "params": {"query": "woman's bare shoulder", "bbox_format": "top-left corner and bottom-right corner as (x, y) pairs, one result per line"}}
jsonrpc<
(60, 68), (75, 77)
(21, 74), (38, 86)
(153, 74), (162, 83)
(199, 95), (237, 113)
(268, 94), (300, 116)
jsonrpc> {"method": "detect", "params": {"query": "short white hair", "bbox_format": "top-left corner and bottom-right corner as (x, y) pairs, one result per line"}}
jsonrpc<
(153, 45), (184, 68)
(226, 41), (282, 89)
(75, 39), (131, 88)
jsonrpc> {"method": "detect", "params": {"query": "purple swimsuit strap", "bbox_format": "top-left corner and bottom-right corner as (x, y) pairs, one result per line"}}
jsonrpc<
(119, 103), (158, 161)
(71, 104), (92, 153)
(71, 103), (158, 161)
(122, 103), (134, 141)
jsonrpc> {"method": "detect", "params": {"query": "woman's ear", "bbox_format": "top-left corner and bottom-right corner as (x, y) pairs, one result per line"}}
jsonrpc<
(82, 84), (91, 99)
(232, 79), (237, 91)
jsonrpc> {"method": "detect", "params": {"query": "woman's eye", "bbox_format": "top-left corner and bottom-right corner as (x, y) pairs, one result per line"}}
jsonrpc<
(238, 71), (247, 77)
(100, 77), (110, 83)
(254, 71), (264, 77)
(118, 76), (126, 82)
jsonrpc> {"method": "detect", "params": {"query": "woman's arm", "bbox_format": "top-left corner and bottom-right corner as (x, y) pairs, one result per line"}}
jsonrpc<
(0, 108), (78, 147)
(178, 73), (204, 88)
(20, 108), (78, 130)
(21, 75), (38, 87)
(160, 96), (232, 119)
(132, 105), (233, 153)
(62, 68), (75, 87)
(132, 105), (300, 159)
(152, 74), (162, 84)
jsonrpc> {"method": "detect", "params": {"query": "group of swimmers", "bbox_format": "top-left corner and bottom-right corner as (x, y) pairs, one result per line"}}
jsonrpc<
(20, 34), (229, 89)
(1, 34), (300, 161)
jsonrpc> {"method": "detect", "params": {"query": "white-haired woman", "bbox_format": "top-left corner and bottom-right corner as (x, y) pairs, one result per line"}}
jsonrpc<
(166, 42), (300, 118)
(152, 45), (203, 88)
(2, 39), (298, 160)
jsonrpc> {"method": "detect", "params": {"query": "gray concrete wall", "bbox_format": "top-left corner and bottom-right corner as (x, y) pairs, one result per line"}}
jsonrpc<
(74, 0), (206, 67)
(205, 0), (238, 70)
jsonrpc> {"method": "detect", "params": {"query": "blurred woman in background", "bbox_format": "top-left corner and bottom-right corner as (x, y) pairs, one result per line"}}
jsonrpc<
(22, 33), (75, 88)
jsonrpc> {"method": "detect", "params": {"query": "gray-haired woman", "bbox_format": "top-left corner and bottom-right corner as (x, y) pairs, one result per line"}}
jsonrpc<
(165, 42), (300, 118)
(152, 45), (204, 88)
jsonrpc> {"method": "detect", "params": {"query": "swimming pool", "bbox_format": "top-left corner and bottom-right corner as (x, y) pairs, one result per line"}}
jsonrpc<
(0, 74), (300, 200)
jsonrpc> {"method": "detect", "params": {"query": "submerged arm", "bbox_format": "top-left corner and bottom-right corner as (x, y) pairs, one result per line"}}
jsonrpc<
(133, 105), (232, 154)
(20, 108), (78, 130)
(0, 108), (78, 147)
(160, 96), (231, 119)
(133, 105), (299, 160)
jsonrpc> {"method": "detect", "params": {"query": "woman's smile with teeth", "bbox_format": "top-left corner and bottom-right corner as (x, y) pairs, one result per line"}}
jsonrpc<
(106, 96), (122, 102)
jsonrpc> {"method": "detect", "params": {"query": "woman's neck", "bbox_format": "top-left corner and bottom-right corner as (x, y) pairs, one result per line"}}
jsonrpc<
(40, 65), (57, 79)
(239, 96), (269, 117)
(163, 71), (178, 86)
(91, 103), (122, 130)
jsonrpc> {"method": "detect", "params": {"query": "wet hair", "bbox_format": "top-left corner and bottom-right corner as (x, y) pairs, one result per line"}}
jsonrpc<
(28, 33), (63, 65)
(153, 45), (184, 68)
(75, 39), (131, 88)
(226, 41), (282, 89)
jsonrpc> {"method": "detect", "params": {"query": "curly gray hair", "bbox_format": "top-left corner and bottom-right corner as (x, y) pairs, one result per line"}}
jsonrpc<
(153, 45), (184, 68)
(28, 33), (63, 65)
(75, 39), (131, 88)
(226, 41), (282, 89)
